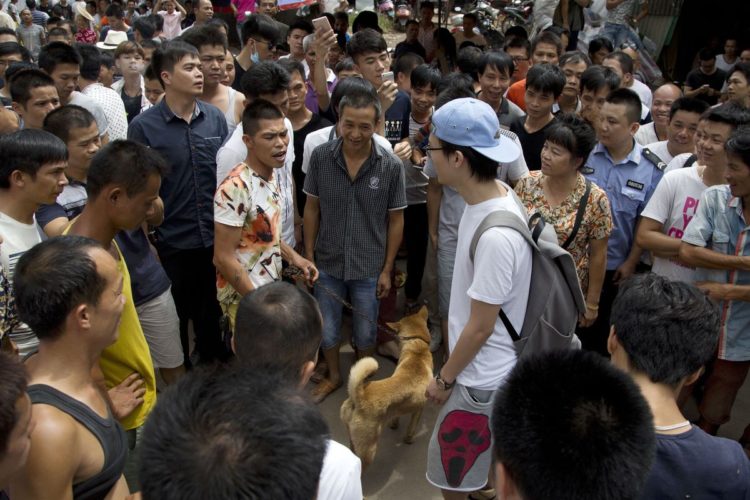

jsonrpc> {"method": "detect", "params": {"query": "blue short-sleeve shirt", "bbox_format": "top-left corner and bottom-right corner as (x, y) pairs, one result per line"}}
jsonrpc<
(583, 140), (664, 270)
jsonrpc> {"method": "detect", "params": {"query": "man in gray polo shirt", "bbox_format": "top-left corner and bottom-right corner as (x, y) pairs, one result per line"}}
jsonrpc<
(303, 89), (407, 403)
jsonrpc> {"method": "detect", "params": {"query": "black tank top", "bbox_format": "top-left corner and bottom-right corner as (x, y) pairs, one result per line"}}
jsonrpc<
(27, 384), (128, 500)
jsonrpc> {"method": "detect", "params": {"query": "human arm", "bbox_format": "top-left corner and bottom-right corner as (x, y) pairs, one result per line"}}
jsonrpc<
(312, 28), (336, 113)
(303, 194), (320, 261)
(426, 299), (500, 404)
(606, 0), (626, 8)
(633, 0), (648, 23)
(145, 196), (164, 226)
(679, 242), (750, 271)
(613, 239), (643, 284)
(426, 177), (442, 250)
(213, 222), (255, 296)
(8, 405), (78, 500)
(580, 237), (607, 327)
(560, 0), (570, 28)
(376, 81), (398, 135)
(91, 363), (145, 420)
(695, 282), (750, 302)
(173, 0), (187, 16)
(635, 216), (682, 257)
(378, 209), (404, 298)
(153, 0), (162, 11)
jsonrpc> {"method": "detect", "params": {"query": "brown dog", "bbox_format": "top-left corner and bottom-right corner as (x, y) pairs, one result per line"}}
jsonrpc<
(340, 306), (433, 469)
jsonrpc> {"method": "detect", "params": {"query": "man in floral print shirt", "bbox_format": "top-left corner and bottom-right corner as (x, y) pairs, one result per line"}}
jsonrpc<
(214, 100), (318, 330)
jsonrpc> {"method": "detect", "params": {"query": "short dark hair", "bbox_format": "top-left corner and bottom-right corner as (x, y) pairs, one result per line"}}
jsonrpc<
(410, 63), (441, 91)
(668, 96), (709, 121)
(148, 12), (164, 32)
(728, 61), (750, 84)
(392, 52), (424, 78)
(351, 10), (381, 34)
(151, 40), (199, 87)
(288, 18), (313, 37)
(38, 41), (82, 75)
(612, 273), (720, 386)
(531, 30), (562, 56)
(492, 349), (656, 500)
(698, 47), (716, 62)
(139, 365), (329, 500)
(463, 12), (477, 23)
(606, 87), (642, 124)
(48, 27), (71, 39)
(504, 25), (528, 41)
(330, 76), (377, 120)
(456, 45), (482, 81)
(334, 57), (356, 75)
(438, 138), (498, 182)
(234, 282), (322, 379)
(347, 28), (387, 61)
(9, 68), (54, 106)
(0, 129), (67, 189)
(15, 236), (106, 341)
(105, 2), (124, 18)
(241, 98), (284, 136)
(701, 101), (750, 129)
(478, 50), (514, 78)
(558, 50), (591, 68)
(141, 38), (161, 52)
(144, 63), (160, 82)
(545, 113), (597, 163)
(503, 36), (530, 57)
(338, 85), (382, 121)
(334, 11), (349, 24)
(99, 51), (114, 70)
(605, 50), (634, 75)
(133, 15), (157, 39)
(525, 63), (566, 98)
(206, 16), (230, 33)
(579, 65), (620, 94)
(43, 105), (96, 143)
(420, 1), (435, 11)
(0, 28), (18, 42)
(0, 42), (23, 60)
(405, 19), (418, 29)
(0, 351), (27, 456)
(241, 13), (279, 45)
(435, 73), (475, 107)
(725, 127), (750, 168)
(180, 25), (228, 52)
(277, 58), (305, 82)
(86, 140), (168, 199)
(240, 61), (289, 99)
(588, 36), (613, 57)
(74, 43), (102, 81)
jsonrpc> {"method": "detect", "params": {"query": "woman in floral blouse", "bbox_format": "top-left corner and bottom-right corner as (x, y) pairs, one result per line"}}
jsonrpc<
(515, 113), (612, 327)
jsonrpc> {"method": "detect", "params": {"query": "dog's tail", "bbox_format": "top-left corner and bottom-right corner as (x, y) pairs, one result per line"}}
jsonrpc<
(347, 356), (379, 405)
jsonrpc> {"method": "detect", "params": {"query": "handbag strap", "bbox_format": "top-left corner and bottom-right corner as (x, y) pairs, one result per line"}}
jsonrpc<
(561, 180), (591, 250)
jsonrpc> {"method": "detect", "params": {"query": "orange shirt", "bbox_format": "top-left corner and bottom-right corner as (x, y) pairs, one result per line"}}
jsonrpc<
(507, 79), (526, 111)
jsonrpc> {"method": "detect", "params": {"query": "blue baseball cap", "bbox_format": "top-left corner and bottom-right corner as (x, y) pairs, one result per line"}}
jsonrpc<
(431, 98), (520, 164)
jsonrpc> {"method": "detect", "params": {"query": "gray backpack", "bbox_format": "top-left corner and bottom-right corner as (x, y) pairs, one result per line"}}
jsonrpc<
(469, 195), (585, 358)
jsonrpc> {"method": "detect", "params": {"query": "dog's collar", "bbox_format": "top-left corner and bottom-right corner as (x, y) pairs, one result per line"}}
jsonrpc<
(398, 335), (430, 344)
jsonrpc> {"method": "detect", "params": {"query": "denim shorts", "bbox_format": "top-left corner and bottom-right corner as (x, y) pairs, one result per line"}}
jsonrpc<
(315, 270), (379, 350)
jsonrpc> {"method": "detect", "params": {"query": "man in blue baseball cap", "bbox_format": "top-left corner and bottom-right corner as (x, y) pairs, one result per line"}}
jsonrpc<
(423, 97), (530, 498)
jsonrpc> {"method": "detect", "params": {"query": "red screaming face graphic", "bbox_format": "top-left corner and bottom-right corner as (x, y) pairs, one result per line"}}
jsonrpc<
(438, 410), (491, 488)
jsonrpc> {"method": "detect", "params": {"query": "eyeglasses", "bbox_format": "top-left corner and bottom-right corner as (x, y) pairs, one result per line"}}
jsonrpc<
(424, 146), (444, 157)
(511, 56), (529, 62)
(251, 38), (278, 51)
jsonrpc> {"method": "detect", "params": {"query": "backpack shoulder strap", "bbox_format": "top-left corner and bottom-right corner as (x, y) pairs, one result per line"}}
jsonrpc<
(683, 153), (697, 169)
(469, 210), (534, 263)
(641, 147), (667, 171)
(561, 180), (591, 250)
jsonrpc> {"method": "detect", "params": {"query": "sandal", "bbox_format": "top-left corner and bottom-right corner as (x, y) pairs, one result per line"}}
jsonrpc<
(311, 378), (342, 404)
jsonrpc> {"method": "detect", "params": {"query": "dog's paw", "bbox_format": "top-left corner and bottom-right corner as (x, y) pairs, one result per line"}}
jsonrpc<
(389, 418), (399, 430)
(403, 435), (414, 445)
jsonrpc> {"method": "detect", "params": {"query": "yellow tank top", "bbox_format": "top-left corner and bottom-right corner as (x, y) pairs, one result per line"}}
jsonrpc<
(62, 227), (157, 430)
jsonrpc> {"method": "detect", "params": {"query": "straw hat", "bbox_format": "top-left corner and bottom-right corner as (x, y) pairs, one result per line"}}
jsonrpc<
(75, 2), (93, 21)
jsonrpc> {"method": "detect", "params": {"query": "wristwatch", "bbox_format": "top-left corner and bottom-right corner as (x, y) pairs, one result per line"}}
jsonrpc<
(435, 372), (454, 391)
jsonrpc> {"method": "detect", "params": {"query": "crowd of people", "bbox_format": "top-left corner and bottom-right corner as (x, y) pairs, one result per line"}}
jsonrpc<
(0, 0), (748, 498)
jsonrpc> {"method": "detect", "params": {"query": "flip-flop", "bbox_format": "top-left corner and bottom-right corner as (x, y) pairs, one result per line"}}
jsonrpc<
(311, 379), (342, 404)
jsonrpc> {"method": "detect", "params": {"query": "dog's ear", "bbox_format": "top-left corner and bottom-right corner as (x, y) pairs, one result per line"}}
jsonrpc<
(386, 321), (400, 332)
(418, 305), (428, 319)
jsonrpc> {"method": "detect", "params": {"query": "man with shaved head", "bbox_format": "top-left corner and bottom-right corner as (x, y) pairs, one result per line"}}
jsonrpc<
(635, 83), (682, 145)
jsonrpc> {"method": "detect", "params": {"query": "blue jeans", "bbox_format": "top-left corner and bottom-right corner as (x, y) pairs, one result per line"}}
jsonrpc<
(315, 270), (379, 350)
(599, 22), (643, 51)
